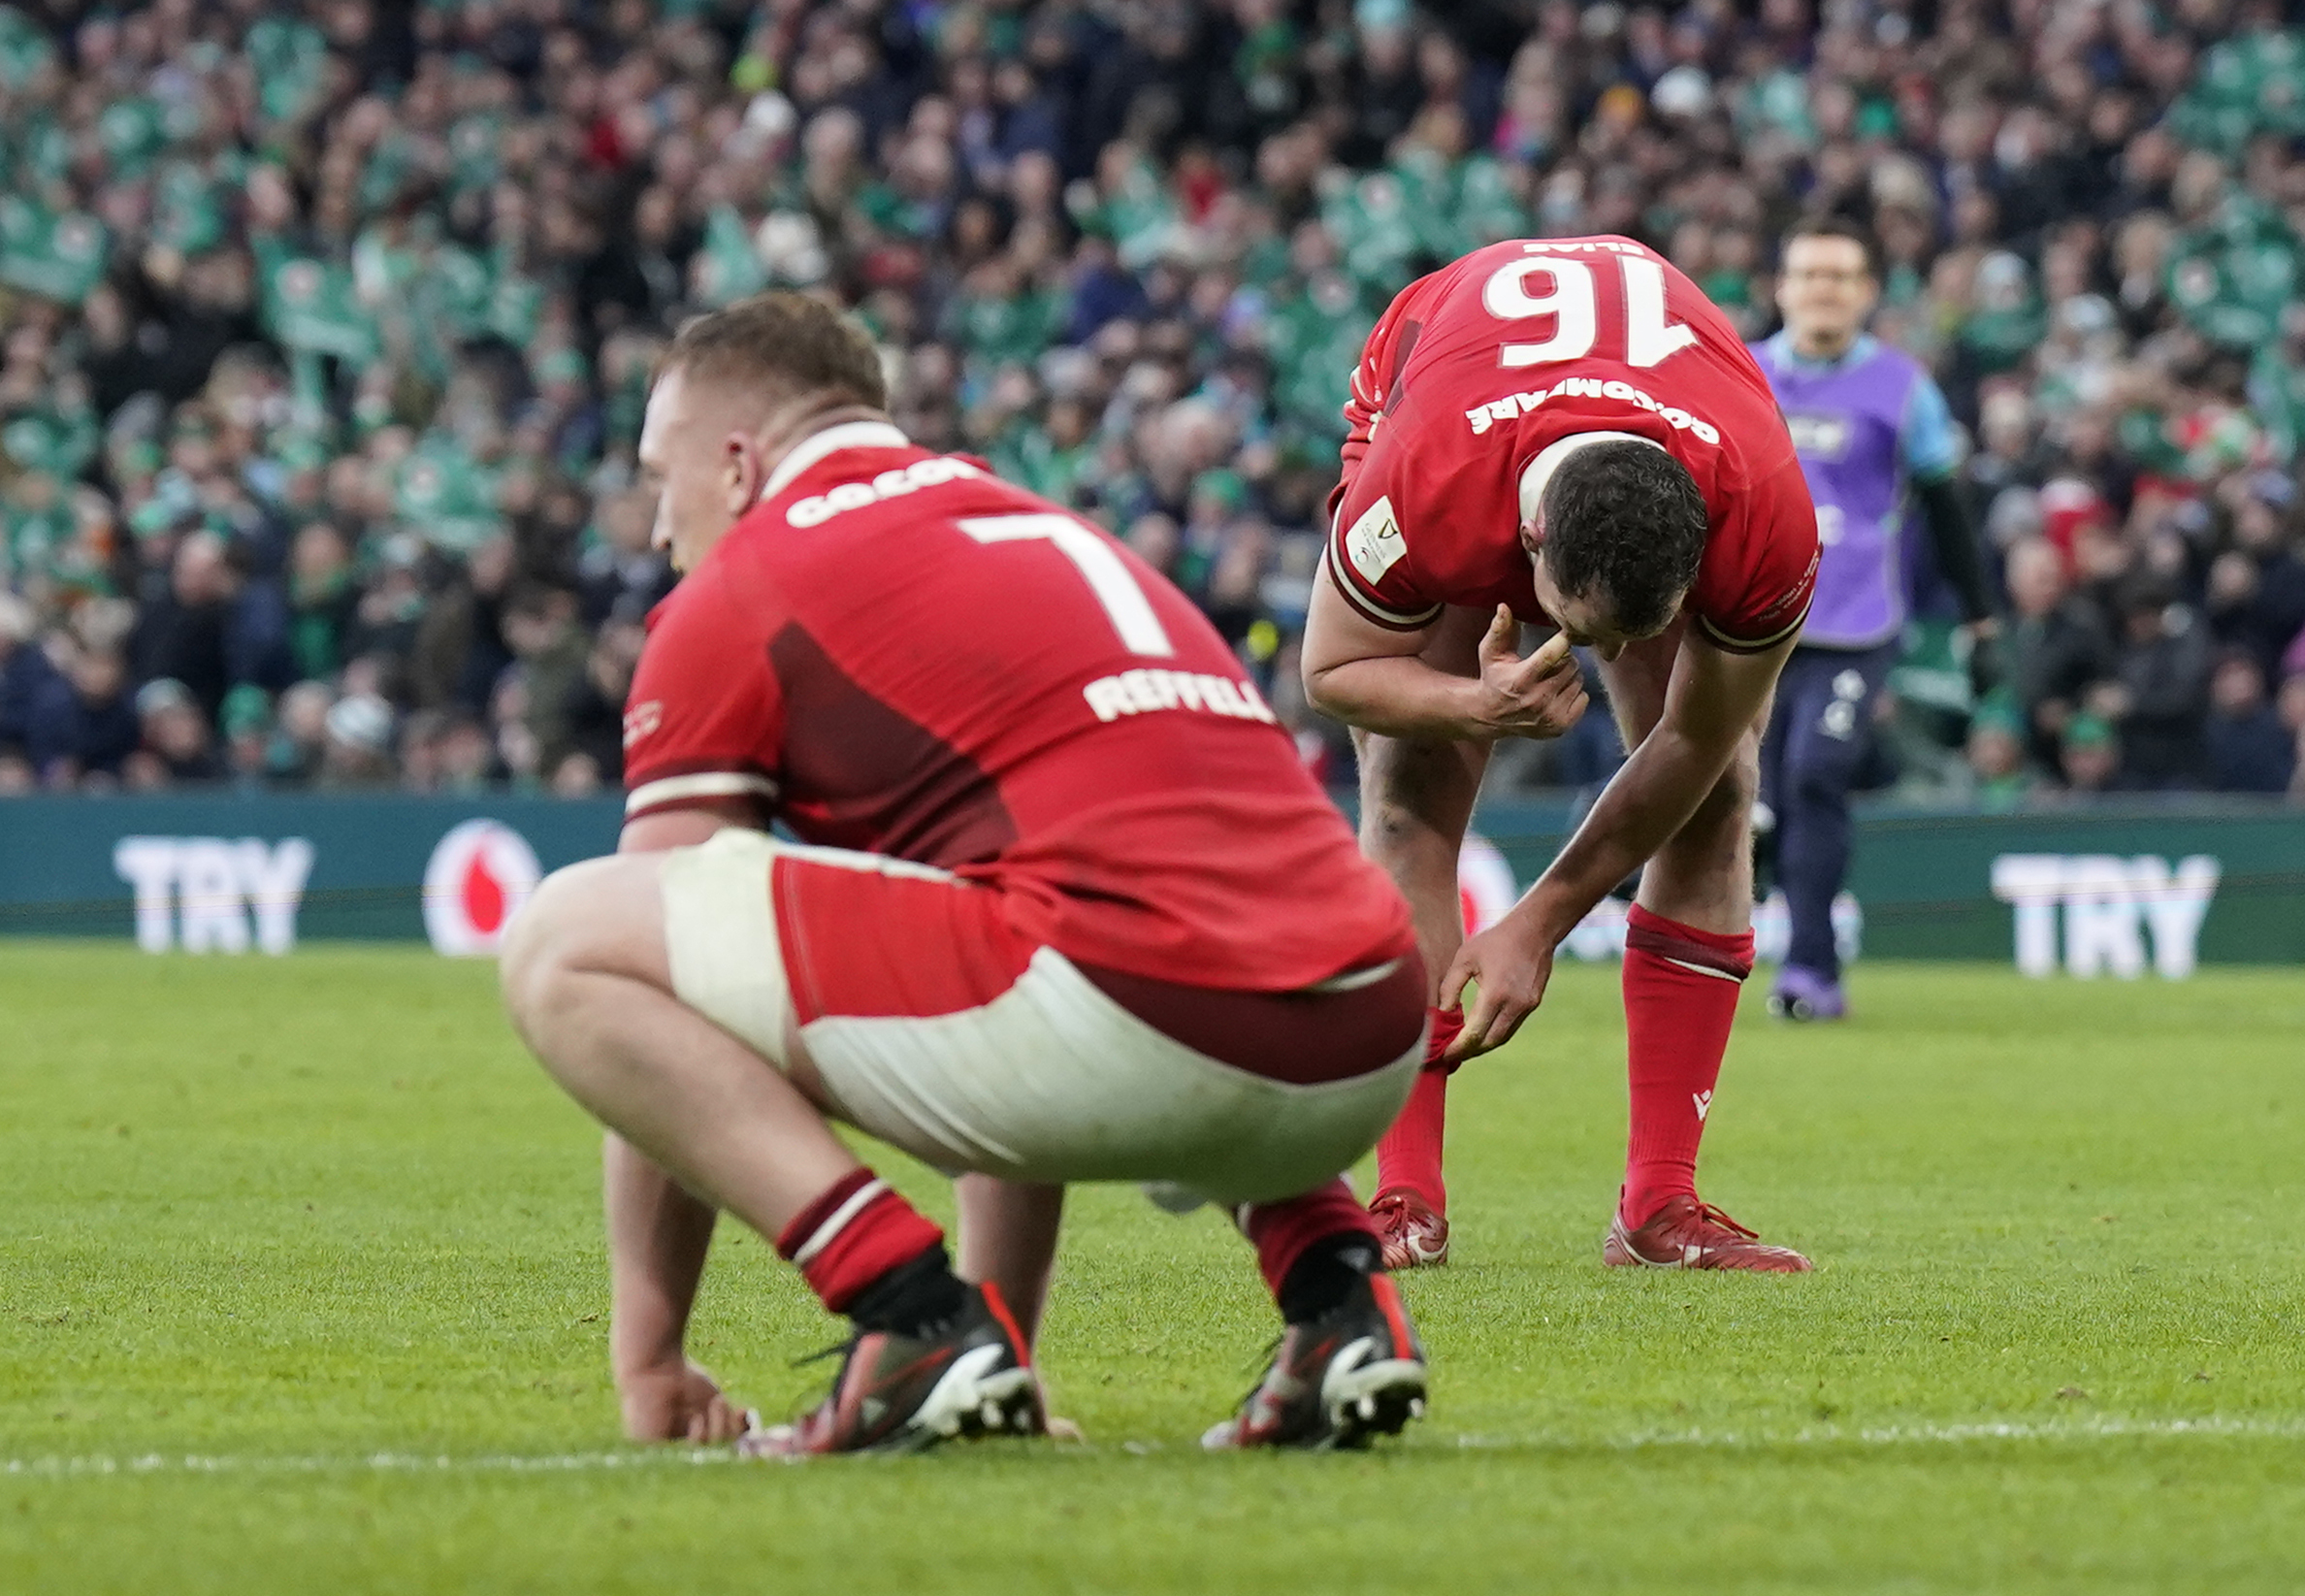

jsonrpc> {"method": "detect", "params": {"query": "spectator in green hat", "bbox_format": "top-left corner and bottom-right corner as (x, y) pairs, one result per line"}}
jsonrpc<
(219, 682), (273, 787)
(2058, 711), (2123, 796)
(1964, 690), (2038, 809)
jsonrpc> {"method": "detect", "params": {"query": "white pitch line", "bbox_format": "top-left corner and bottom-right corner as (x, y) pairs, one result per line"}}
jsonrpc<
(1, 1449), (745, 1479)
(1451, 1414), (2305, 1451)
(3, 1416), (2299, 1478)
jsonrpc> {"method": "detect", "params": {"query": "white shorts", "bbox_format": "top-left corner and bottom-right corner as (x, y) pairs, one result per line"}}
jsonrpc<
(660, 829), (1422, 1207)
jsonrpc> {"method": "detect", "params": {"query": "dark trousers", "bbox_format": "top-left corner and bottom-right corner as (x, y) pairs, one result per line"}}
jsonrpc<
(1758, 643), (1896, 980)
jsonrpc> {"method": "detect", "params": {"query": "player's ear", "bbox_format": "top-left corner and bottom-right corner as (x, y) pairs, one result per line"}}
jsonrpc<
(1517, 515), (1543, 556)
(722, 432), (760, 516)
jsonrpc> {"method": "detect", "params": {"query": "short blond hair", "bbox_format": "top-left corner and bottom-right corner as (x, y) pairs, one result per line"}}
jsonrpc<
(662, 292), (887, 410)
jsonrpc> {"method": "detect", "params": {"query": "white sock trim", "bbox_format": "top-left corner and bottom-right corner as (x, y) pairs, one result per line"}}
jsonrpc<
(791, 1178), (889, 1268)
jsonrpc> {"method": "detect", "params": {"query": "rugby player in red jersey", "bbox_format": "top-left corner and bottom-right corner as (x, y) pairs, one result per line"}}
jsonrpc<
(500, 295), (1432, 1456)
(1303, 235), (1821, 1273)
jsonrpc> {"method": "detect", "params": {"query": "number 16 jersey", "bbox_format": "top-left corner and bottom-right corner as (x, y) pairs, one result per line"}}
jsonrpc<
(1328, 235), (1821, 654)
(621, 422), (1414, 994)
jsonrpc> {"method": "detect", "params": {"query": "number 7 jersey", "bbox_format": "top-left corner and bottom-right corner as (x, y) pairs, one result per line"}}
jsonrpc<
(620, 422), (1414, 993)
(1329, 235), (1820, 654)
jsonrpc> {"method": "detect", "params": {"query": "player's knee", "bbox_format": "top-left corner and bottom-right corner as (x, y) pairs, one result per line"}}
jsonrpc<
(1357, 740), (1477, 857)
(1788, 747), (1856, 808)
(499, 861), (611, 1037)
(1694, 746), (1760, 835)
(1360, 794), (1421, 856)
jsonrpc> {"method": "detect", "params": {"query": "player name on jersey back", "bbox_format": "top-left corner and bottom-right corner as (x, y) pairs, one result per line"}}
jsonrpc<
(784, 453), (988, 525)
(1082, 668), (1278, 725)
(1462, 374), (1723, 445)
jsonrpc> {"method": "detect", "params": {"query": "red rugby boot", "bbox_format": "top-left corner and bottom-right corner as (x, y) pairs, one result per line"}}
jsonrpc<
(1603, 1195), (1812, 1273)
(1369, 1189), (1450, 1270)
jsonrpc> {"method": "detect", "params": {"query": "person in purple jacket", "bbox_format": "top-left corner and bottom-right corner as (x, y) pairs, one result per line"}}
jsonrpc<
(1750, 218), (1995, 1020)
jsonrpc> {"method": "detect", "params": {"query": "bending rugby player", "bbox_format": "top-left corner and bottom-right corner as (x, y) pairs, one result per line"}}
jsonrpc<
(502, 295), (1430, 1456)
(1302, 234), (1822, 1273)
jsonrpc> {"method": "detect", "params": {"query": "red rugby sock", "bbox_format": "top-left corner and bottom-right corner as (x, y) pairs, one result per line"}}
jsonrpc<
(1620, 904), (1754, 1227)
(775, 1169), (945, 1315)
(1372, 1008), (1460, 1212)
(1239, 1178), (1380, 1302)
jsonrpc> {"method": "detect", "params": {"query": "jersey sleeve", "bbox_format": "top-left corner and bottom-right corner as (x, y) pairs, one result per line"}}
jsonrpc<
(1692, 456), (1821, 655)
(1337, 327), (1388, 484)
(1332, 268), (1451, 508)
(1323, 423), (1447, 633)
(1898, 371), (1961, 485)
(619, 572), (785, 824)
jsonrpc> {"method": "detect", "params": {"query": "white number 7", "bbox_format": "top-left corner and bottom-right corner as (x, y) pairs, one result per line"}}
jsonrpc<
(959, 514), (1176, 657)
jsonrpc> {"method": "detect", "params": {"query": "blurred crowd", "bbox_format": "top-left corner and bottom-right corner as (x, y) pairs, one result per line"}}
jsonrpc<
(0, 0), (2302, 803)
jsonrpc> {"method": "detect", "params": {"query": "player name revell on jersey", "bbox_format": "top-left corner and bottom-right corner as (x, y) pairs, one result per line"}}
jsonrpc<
(1082, 668), (1279, 725)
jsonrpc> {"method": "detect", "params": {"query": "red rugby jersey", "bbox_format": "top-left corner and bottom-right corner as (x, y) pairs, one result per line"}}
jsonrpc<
(1328, 235), (1820, 653)
(622, 422), (1413, 993)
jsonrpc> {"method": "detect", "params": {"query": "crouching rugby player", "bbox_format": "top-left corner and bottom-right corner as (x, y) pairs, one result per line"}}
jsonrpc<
(501, 295), (1430, 1456)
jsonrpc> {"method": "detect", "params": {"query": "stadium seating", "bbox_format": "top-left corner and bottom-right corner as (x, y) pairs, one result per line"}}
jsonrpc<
(0, 0), (2299, 800)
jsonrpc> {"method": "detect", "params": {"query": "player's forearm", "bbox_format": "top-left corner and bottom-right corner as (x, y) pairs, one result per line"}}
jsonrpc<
(1304, 654), (1488, 741)
(1915, 477), (1992, 623)
(1517, 724), (1731, 940)
(604, 1132), (719, 1378)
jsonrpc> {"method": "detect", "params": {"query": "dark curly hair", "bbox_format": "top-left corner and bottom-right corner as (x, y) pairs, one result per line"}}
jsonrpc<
(1538, 440), (1708, 638)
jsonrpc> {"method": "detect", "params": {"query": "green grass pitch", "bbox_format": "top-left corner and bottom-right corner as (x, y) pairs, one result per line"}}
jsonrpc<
(4, 942), (2305, 1593)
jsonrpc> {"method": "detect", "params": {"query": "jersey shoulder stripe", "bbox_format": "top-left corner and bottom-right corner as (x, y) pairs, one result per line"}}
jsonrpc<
(1321, 549), (1443, 631)
(1698, 597), (1811, 655)
(625, 769), (781, 820)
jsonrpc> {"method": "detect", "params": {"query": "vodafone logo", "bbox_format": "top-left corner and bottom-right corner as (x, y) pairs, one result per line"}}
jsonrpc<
(424, 820), (542, 957)
(1457, 831), (1518, 935)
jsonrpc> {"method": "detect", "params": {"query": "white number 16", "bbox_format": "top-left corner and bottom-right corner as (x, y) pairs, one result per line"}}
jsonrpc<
(1482, 251), (1699, 371)
(959, 514), (1176, 658)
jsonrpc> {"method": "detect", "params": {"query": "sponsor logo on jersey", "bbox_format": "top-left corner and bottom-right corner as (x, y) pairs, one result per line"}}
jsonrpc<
(622, 699), (663, 751)
(1753, 544), (1824, 624)
(1344, 495), (1408, 586)
(1082, 668), (1279, 725)
(1464, 377), (1721, 445)
(785, 456), (987, 527)
(424, 820), (543, 957)
(1783, 410), (1853, 461)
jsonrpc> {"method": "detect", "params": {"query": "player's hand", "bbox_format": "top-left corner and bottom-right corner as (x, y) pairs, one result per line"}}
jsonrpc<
(1469, 605), (1587, 741)
(1961, 617), (2003, 695)
(617, 1358), (752, 1444)
(1438, 911), (1558, 1062)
